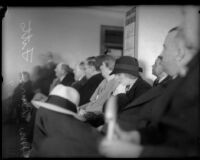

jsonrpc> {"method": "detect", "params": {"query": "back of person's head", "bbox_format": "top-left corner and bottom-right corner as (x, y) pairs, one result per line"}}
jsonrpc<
(162, 21), (198, 77)
(86, 59), (98, 71)
(61, 63), (73, 74)
(85, 56), (102, 72)
(161, 26), (181, 77)
(181, 6), (200, 54)
(98, 54), (116, 71)
(55, 62), (72, 78)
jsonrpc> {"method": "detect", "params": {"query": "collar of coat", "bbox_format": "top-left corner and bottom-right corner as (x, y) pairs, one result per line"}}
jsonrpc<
(122, 85), (166, 111)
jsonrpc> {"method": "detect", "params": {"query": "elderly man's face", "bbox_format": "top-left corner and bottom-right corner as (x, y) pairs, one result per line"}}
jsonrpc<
(181, 6), (200, 51)
(73, 64), (85, 81)
(152, 58), (163, 77)
(161, 30), (179, 77)
(54, 63), (63, 78)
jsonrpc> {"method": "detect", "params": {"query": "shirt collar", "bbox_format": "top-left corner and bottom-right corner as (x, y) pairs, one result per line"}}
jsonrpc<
(158, 74), (168, 83)
(59, 74), (66, 82)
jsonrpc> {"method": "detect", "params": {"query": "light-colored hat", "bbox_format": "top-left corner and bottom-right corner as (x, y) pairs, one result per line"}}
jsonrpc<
(31, 84), (80, 116)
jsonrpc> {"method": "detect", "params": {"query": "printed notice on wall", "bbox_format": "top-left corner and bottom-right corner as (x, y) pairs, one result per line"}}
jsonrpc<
(124, 6), (137, 57)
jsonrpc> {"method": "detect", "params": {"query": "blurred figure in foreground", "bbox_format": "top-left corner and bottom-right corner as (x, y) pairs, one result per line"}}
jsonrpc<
(99, 6), (199, 157)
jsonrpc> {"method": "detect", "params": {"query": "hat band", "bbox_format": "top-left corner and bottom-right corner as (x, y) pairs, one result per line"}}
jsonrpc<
(114, 63), (141, 73)
(46, 95), (77, 113)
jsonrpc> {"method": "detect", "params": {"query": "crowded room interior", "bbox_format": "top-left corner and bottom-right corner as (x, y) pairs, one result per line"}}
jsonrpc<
(2, 5), (199, 158)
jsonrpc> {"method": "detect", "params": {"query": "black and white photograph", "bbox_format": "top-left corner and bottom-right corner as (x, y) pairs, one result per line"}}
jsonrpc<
(1, 2), (199, 158)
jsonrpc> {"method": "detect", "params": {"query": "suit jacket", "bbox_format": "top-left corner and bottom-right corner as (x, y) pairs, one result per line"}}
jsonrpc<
(117, 84), (169, 132)
(61, 72), (75, 86)
(78, 73), (104, 106)
(30, 102), (103, 157)
(117, 77), (152, 112)
(153, 75), (172, 87)
(100, 78), (154, 134)
(49, 72), (75, 93)
(71, 76), (87, 92)
(138, 53), (199, 157)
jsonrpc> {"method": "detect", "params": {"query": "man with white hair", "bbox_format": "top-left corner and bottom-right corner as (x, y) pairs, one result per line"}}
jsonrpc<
(49, 62), (75, 92)
(99, 6), (199, 157)
(152, 55), (171, 87)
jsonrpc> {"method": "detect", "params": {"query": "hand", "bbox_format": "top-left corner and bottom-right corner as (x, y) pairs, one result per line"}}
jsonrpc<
(114, 124), (141, 144)
(112, 84), (126, 96)
(75, 114), (86, 121)
(32, 93), (48, 102)
(78, 109), (87, 116)
(79, 103), (89, 110)
(99, 138), (143, 158)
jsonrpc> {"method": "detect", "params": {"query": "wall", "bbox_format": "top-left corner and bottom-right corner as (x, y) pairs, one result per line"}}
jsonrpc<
(2, 7), (125, 99)
(136, 5), (182, 84)
(2, 6), (183, 99)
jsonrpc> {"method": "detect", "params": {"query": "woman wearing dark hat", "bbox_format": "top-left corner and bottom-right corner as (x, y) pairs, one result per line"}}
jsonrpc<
(110, 56), (152, 112)
(30, 84), (102, 157)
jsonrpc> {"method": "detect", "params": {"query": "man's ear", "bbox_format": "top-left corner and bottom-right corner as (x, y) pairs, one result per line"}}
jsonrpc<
(176, 40), (185, 62)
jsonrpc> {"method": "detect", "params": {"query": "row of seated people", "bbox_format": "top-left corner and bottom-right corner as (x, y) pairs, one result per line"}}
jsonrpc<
(27, 44), (175, 156)
(10, 6), (199, 157)
(11, 47), (171, 156)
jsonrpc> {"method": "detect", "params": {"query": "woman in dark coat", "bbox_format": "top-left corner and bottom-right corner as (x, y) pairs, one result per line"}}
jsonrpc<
(30, 85), (103, 157)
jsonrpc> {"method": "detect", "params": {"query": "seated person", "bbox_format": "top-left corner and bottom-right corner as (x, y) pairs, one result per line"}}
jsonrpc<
(30, 85), (101, 157)
(78, 55), (120, 127)
(71, 61), (87, 91)
(152, 55), (171, 87)
(49, 62), (75, 92)
(111, 56), (152, 113)
(32, 53), (57, 96)
(98, 6), (199, 157)
(10, 71), (34, 123)
(79, 56), (151, 128)
(78, 56), (104, 106)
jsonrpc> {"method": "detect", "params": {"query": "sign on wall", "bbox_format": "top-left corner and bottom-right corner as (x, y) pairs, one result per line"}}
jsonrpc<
(124, 6), (137, 57)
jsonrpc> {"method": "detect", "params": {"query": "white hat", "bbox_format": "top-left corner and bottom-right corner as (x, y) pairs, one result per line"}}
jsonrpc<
(31, 84), (80, 116)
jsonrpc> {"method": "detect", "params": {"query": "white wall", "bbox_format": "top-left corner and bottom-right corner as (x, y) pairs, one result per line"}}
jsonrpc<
(2, 7), (125, 99)
(137, 5), (182, 84)
(2, 6), (184, 99)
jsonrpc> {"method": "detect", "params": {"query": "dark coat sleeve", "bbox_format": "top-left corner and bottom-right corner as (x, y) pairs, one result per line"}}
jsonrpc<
(137, 54), (199, 157)
(117, 78), (152, 112)
(79, 74), (103, 106)
(126, 78), (152, 101)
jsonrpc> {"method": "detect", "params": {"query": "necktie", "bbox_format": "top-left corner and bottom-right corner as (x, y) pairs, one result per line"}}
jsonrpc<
(153, 78), (159, 87)
(125, 84), (131, 92)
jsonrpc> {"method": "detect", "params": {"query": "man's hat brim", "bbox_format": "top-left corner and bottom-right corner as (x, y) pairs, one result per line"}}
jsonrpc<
(31, 100), (81, 119)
